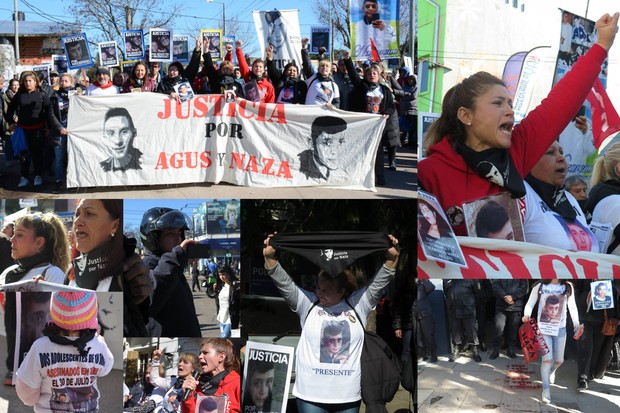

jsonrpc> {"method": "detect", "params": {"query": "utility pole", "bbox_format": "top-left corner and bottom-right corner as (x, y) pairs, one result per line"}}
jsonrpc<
(14, 0), (20, 62)
(125, 6), (134, 30)
(330, 0), (334, 62)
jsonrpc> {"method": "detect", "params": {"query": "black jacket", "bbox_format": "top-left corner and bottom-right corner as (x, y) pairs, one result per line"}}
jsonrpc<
(575, 280), (620, 325)
(266, 58), (307, 104)
(492, 280), (528, 312)
(214, 281), (241, 329)
(414, 279), (434, 320)
(144, 246), (201, 337)
(155, 49), (201, 95)
(443, 279), (483, 318)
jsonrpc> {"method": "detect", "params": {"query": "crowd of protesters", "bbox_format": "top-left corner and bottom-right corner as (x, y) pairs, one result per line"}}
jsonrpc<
(0, 34), (416, 191)
(416, 11), (620, 406)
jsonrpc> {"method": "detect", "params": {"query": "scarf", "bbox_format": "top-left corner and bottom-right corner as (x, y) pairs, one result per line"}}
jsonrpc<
(72, 238), (122, 290)
(525, 174), (577, 220)
(199, 370), (228, 395)
(317, 73), (332, 82)
(456, 142), (526, 198)
(93, 80), (114, 89)
(270, 231), (391, 276)
(43, 323), (96, 357)
(5, 254), (49, 284)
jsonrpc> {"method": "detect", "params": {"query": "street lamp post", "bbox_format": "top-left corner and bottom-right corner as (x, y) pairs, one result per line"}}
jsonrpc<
(206, 0), (226, 36)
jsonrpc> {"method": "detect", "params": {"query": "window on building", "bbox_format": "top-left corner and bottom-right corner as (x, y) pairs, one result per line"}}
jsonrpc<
(419, 60), (429, 94)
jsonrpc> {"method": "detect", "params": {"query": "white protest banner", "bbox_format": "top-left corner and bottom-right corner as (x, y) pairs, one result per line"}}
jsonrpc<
(253, 9), (303, 71)
(419, 236), (620, 279)
(66, 93), (384, 190)
(243, 341), (294, 413)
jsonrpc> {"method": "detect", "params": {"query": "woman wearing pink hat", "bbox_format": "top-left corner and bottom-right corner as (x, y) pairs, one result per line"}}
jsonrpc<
(15, 291), (114, 412)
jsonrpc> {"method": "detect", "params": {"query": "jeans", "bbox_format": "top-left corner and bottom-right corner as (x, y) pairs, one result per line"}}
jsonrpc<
(541, 327), (566, 390)
(53, 134), (67, 182)
(219, 322), (231, 339)
(296, 399), (361, 413)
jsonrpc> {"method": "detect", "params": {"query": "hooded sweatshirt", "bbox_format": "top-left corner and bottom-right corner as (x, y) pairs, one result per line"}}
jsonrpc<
(418, 44), (607, 235)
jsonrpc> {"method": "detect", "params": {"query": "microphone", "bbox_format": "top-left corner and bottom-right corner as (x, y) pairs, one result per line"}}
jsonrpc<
(182, 370), (201, 402)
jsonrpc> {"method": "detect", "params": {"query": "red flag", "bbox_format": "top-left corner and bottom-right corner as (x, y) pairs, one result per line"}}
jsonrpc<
(369, 37), (381, 63)
(586, 78), (620, 148)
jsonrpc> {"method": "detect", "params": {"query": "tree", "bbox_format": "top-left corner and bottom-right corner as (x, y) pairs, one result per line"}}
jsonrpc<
(69, 0), (179, 60)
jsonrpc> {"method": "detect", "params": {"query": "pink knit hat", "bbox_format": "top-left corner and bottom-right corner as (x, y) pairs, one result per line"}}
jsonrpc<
(50, 291), (99, 331)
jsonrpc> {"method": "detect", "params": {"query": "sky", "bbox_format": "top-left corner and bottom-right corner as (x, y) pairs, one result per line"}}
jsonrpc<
(5, 0), (328, 56)
(123, 198), (211, 231)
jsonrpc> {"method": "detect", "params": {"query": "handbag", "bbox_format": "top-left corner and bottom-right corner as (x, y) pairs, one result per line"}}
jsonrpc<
(345, 299), (401, 406)
(601, 309), (620, 336)
(10, 126), (28, 156)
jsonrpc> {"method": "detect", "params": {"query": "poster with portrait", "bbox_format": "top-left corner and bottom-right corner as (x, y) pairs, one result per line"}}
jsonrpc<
(173, 81), (195, 102)
(418, 112), (439, 161)
(555, 217), (597, 252)
(32, 64), (51, 86)
(149, 28), (173, 62)
(120, 60), (140, 77)
(310, 26), (330, 53)
(591, 280), (614, 310)
(463, 192), (525, 241)
(223, 36), (236, 63)
(242, 341), (294, 413)
(253, 9), (303, 72)
(243, 80), (261, 103)
(173, 35), (190, 63)
(537, 292), (564, 336)
(62, 33), (92, 70)
(418, 190), (466, 267)
(350, 0), (399, 60)
(99, 41), (119, 67)
(201, 30), (223, 60)
(123, 30), (145, 60)
(52, 55), (68, 75)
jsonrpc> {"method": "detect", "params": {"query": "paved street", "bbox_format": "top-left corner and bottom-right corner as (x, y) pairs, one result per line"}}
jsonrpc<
(0, 146), (418, 199)
(418, 346), (620, 413)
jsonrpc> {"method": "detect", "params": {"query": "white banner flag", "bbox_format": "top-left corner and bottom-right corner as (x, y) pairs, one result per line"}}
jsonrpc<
(66, 93), (384, 189)
(253, 9), (303, 71)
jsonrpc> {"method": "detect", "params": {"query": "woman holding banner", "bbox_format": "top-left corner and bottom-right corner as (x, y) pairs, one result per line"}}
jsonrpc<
(418, 12), (618, 235)
(122, 62), (156, 93)
(262, 233), (399, 413)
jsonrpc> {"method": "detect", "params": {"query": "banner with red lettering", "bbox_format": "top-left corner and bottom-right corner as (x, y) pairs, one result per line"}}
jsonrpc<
(586, 78), (620, 150)
(418, 237), (620, 279)
(66, 93), (385, 189)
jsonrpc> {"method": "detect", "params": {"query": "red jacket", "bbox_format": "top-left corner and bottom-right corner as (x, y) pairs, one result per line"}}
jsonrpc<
(236, 46), (275, 103)
(418, 44), (607, 235)
(181, 370), (240, 413)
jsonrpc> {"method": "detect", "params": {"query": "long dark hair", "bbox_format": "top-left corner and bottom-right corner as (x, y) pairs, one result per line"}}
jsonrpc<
(417, 199), (452, 237)
(424, 72), (505, 154)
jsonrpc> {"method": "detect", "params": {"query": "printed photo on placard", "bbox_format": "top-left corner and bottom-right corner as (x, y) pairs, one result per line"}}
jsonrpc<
(418, 190), (467, 267)
(123, 30), (145, 59)
(463, 192), (525, 241)
(243, 80), (261, 102)
(242, 341), (294, 413)
(99, 41), (119, 67)
(554, 216), (598, 252)
(591, 280), (614, 310)
(202, 30), (223, 60)
(537, 292), (564, 336)
(223, 36), (236, 63)
(62, 33), (92, 69)
(173, 35), (190, 63)
(195, 394), (227, 413)
(225, 90), (237, 103)
(149, 28), (173, 62)
(120, 60), (140, 77)
(32, 64), (51, 86)
(310, 26), (330, 53)
(52, 55), (68, 75)
(174, 81), (195, 102)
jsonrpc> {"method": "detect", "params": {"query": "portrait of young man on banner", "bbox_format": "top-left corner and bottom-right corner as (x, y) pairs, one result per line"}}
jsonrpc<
(298, 116), (348, 183)
(463, 192), (525, 241)
(174, 81), (195, 102)
(537, 293), (564, 336)
(99, 42), (119, 67)
(149, 29), (173, 62)
(123, 30), (145, 60)
(242, 341), (294, 413)
(32, 65), (51, 86)
(62, 33), (92, 70)
(418, 191), (467, 267)
(99, 107), (143, 173)
(253, 9), (302, 71)
(310, 26), (330, 54)
(591, 280), (614, 310)
(351, 0), (398, 60)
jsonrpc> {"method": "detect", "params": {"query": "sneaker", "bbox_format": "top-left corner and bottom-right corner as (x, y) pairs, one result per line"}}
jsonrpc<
(17, 176), (29, 188)
(507, 349), (517, 359)
(34, 175), (43, 186)
(541, 388), (550, 404)
(577, 379), (588, 392)
(53, 180), (63, 194)
(3, 371), (13, 386)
